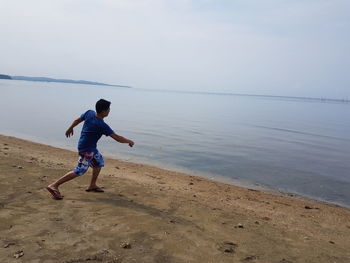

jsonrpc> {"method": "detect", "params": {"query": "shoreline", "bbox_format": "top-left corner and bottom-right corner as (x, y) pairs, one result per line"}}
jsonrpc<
(2, 131), (347, 210)
(1, 134), (350, 262)
(104, 152), (350, 210)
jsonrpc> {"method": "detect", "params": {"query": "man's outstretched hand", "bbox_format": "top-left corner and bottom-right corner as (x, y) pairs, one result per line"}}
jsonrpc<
(110, 133), (134, 147)
(65, 128), (74, 137)
(65, 118), (83, 138)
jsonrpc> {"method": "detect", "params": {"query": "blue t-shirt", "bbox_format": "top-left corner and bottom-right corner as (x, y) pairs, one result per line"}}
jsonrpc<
(77, 110), (114, 152)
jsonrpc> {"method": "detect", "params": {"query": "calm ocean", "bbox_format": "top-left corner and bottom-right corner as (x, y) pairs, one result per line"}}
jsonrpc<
(1, 79), (350, 207)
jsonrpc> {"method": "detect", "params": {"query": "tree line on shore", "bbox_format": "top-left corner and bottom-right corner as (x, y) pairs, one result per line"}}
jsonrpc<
(0, 74), (12, 79)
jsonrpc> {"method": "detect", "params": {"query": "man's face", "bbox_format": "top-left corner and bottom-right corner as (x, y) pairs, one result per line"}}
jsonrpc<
(104, 108), (110, 116)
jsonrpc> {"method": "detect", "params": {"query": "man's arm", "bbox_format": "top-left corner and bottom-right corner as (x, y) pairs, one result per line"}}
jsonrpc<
(65, 117), (84, 137)
(110, 133), (134, 147)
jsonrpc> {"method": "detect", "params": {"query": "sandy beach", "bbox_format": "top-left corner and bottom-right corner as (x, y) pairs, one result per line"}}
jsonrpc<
(0, 134), (349, 263)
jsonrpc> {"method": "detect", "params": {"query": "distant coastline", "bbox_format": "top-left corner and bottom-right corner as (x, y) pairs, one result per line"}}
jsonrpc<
(1, 73), (349, 103)
(0, 74), (131, 88)
(217, 92), (350, 104)
(0, 74), (12, 79)
(147, 89), (350, 105)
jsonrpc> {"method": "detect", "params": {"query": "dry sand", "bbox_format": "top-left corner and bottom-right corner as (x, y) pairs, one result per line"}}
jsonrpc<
(0, 135), (349, 263)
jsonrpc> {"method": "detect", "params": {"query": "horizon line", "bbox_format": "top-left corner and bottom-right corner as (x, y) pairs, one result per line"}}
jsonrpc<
(137, 88), (350, 104)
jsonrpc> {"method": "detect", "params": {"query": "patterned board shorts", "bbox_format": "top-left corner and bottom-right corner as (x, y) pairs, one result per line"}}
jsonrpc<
(73, 151), (105, 176)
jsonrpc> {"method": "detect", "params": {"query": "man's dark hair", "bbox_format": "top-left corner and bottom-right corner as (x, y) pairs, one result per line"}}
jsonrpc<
(95, 99), (111, 113)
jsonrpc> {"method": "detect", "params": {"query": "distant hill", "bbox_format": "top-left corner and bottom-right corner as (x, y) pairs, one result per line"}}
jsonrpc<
(10, 75), (131, 88)
(0, 74), (12, 79)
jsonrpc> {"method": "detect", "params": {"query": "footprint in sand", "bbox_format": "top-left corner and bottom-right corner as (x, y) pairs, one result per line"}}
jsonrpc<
(218, 241), (237, 254)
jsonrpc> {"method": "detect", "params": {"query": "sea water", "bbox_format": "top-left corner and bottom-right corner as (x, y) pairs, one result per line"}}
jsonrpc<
(1, 79), (350, 207)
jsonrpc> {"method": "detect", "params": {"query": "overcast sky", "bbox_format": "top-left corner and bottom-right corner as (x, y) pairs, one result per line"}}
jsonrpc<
(1, 0), (349, 98)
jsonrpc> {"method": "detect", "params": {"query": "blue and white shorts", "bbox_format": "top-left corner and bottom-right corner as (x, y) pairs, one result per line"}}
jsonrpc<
(73, 151), (104, 176)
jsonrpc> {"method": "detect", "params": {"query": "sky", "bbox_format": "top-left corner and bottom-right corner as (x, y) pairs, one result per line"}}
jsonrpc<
(0, 0), (349, 98)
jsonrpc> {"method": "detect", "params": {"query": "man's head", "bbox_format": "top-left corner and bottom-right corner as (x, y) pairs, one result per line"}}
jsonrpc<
(95, 99), (111, 116)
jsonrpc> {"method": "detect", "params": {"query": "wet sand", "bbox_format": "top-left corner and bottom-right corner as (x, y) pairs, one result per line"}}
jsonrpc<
(0, 135), (350, 263)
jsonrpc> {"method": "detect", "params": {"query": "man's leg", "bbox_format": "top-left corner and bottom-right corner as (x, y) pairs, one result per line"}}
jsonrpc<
(46, 152), (91, 199)
(87, 167), (102, 190)
(48, 171), (79, 190)
(46, 171), (79, 199)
